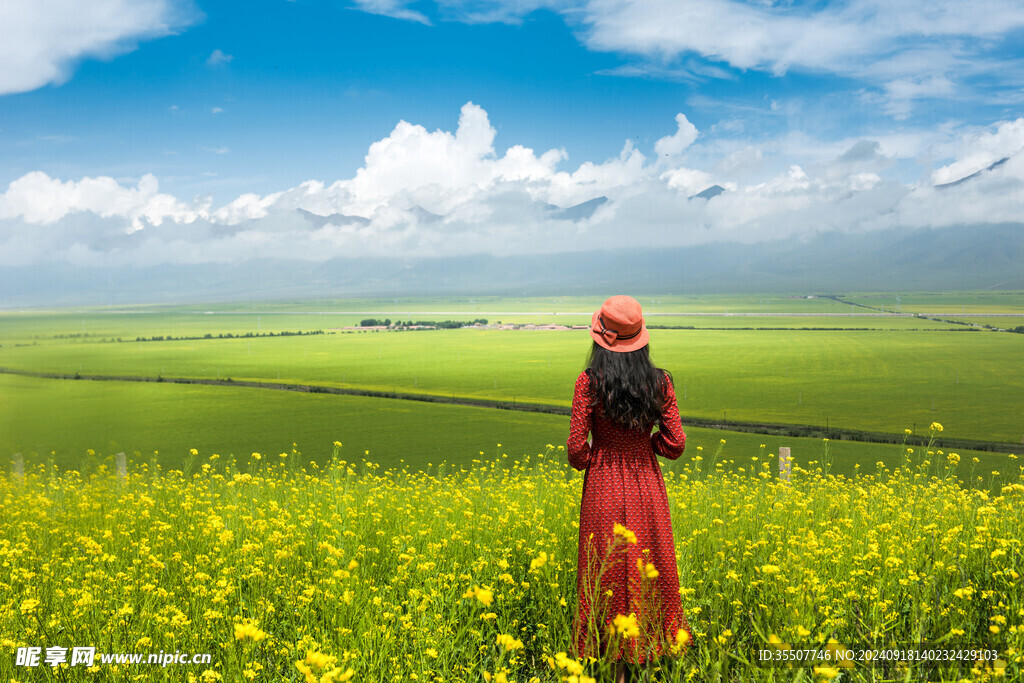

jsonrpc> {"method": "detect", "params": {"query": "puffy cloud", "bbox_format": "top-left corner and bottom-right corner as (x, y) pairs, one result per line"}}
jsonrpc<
(931, 118), (1024, 185)
(0, 0), (198, 96)
(0, 171), (201, 230)
(654, 113), (699, 159)
(343, 102), (500, 215)
(2, 105), (1023, 267)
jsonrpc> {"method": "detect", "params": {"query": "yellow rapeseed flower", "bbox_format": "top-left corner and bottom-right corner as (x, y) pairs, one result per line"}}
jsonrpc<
(675, 628), (691, 648)
(612, 613), (640, 639)
(303, 650), (336, 670)
(636, 558), (658, 579)
(813, 665), (841, 681)
(463, 585), (494, 606)
(613, 523), (637, 545)
(554, 652), (584, 675)
(530, 550), (548, 570)
(233, 621), (267, 642)
(496, 633), (524, 651)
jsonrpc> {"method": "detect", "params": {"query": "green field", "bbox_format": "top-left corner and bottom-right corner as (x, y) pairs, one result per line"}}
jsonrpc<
(4, 373), (1012, 480)
(3, 326), (1022, 442)
(1, 293), (981, 341)
(843, 291), (1024, 314)
(2, 292), (1022, 473)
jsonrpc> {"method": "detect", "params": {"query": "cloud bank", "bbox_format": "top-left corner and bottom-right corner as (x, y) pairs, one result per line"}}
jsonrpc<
(2, 103), (1023, 267)
(0, 0), (198, 96)
(353, 0), (1024, 117)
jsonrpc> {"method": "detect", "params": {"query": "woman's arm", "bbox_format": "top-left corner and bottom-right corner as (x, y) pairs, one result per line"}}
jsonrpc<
(651, 374), (686, 459)
(567, 372), (593, 470)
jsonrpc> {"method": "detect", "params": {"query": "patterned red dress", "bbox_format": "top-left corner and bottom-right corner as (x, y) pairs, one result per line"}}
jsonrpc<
(567, 370), (692, 663)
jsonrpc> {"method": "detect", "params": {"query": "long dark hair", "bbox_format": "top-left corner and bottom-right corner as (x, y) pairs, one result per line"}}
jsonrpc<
(585, 341), (672, 430)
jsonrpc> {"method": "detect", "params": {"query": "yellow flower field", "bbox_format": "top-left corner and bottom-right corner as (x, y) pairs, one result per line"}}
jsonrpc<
(1, 438), (1022, 682)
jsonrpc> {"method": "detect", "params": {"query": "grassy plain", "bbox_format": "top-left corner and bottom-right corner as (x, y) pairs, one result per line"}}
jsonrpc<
(4, 373), (1012, 479)
(2, 292), (1022, 472)
(1, 293), (974, 342)
(3, 326), (1022, 443)
(843, 291), (1024, 314)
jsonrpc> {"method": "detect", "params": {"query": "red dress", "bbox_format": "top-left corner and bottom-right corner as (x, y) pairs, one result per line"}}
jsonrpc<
(567, 370), (692, 662)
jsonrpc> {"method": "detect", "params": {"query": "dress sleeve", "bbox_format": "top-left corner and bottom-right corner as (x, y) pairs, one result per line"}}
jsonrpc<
(567, 371), (593, 471)
(651, 373), (686, 459)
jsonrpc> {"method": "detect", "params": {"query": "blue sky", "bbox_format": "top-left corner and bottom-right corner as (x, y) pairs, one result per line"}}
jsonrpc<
(2, 0), (1024, 266)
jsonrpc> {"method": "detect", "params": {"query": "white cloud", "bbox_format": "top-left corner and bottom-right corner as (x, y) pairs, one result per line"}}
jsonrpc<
(654, 113), (699, 158)
(0, 171), (201, 231)
(931, 119), (1024, 185)
(349, 1), (1024, 117)
(206, 49), (232, 66)
(0, 0), (198, 96)
(579, 0), (1024, 74)
(660, 166), (714, 196)
(2, 105), (1023, 267)
(351, 0), (432, 24)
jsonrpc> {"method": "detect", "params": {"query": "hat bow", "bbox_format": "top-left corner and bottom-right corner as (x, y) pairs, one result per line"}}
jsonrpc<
(594, 316), (620, 344)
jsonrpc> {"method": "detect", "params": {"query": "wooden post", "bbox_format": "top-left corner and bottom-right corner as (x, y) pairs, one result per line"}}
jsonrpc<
(12, 453), (24, 481)
(779, 447), (792, 483)
(116, 452), (127, 482)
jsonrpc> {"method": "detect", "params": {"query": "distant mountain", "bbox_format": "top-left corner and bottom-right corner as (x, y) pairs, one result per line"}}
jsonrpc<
(2, 223), (1021, 307)
(690, 185), (726, 200)
(548, 196), (608, 221)
(297, 208), (371, 227)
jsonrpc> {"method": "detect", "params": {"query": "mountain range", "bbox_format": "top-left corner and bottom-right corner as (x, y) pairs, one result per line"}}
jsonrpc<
(2, 222), (1021, 307)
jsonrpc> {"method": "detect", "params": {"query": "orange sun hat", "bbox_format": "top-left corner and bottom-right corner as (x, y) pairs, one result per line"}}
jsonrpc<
(590, 295), (650, 352)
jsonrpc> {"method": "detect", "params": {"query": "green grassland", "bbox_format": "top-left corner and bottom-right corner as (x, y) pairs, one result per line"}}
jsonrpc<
(3, 326), (1022, 443)
(3, 293), (970, 342)
(2, 374), (1012, 483)
(2, 292), (1022, 474)
(934, 316), (1024, 330)
(843, 291), (1024, 314)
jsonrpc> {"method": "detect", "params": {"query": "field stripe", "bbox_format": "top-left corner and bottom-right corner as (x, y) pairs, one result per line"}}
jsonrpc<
(1, 366), (1017, 454)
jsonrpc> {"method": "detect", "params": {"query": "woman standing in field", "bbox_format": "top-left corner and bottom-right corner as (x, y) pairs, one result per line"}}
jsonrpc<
(568, 295), (691, 681)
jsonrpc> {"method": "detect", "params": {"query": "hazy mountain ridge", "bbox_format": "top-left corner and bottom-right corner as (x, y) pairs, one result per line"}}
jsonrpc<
(2, 223), (1021, 308)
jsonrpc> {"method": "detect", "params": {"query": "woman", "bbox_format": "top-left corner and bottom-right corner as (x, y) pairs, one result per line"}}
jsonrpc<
(567, 295), (692, 681)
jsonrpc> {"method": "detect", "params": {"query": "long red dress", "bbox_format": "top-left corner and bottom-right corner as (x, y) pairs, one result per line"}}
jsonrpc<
(567, 370), (692, 663)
